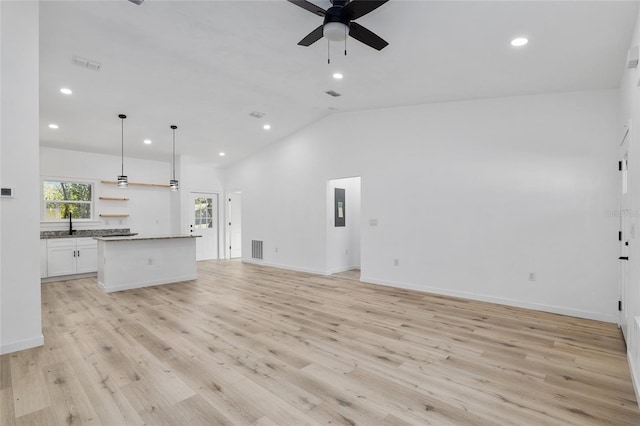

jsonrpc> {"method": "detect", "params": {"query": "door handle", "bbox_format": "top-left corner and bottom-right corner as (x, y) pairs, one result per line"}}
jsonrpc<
(619, 256), (629, 260)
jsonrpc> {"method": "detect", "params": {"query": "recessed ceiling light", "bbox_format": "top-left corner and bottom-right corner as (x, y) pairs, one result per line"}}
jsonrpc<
(48, 123), (59, 129)
(219, 152), (226, 157)
(510, 37), (528, 47)
(333, 72), (344, 80)
(60, 87), (72, 95)
(143, 139), (152, 145)
(263, 124), (271, 130)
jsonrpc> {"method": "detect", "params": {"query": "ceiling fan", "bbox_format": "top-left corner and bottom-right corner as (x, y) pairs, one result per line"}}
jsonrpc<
(288, 0), (389, 51)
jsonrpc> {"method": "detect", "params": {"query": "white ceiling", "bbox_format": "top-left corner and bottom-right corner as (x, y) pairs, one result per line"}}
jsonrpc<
(39, 0), (638, 166)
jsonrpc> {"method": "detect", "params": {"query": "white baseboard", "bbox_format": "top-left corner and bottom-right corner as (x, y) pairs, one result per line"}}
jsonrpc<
(1, 334), (44, 355)
(360, 276), (618, 323)
(328, 265), (360, 274)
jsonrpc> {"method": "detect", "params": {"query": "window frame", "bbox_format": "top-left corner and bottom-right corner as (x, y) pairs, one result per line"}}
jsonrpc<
(41, 178), (96, 222)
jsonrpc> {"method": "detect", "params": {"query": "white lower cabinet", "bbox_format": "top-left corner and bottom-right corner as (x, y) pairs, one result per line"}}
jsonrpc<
(45, 238), (98, 278)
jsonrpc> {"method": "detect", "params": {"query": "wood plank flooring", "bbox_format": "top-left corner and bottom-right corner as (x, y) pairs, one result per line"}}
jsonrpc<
(1, 260), (638, 425)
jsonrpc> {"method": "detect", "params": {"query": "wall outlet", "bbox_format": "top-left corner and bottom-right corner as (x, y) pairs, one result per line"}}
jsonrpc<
(369, 219), (378, 227)
(528, 272), (536, 281)
(394, 259), (399, 266)
(275, 247), (278, 253)
(148, 258), (153, 265)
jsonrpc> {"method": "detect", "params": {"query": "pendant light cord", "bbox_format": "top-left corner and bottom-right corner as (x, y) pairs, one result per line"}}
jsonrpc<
(121, 117), (124, 176)
(172, 128), (176, 180)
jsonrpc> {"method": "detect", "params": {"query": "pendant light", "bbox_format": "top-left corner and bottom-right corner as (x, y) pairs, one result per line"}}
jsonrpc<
(170, 125), (179, 191)
(117, 114), (128, 188)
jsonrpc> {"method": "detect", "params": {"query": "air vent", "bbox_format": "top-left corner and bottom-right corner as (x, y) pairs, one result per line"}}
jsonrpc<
(326, 90), (341, 97)
(249, 111), (265, 119)
(251, 240), (263, 260)
(72, 55), (101, 71)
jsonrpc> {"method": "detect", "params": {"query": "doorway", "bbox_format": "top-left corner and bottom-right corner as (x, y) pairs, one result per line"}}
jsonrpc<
(327, 176), (361, 275)
(227, 193), (242, 259)
(620, 125), (631, 342)
(189, 192), (218, 261)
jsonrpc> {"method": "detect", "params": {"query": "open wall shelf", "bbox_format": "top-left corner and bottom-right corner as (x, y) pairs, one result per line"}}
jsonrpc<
(99, 196), (129, 201)
(101, 180), (169, 188)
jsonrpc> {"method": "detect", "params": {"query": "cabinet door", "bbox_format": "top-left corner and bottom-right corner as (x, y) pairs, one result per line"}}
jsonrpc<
(76, 240), (98, 274)
(47, 243), (76, 277)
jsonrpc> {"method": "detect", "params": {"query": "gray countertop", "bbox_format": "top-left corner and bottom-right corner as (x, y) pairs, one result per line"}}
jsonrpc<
(93, 234), (200, 242)
(41, 228), (132, 239)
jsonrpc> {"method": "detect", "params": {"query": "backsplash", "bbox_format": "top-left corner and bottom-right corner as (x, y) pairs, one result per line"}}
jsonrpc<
(40, 228), (131, 239)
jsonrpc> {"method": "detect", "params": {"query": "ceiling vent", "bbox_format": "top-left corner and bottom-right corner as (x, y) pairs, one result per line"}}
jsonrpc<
(249, 111), (265, 119)
(72, 56), (101, 71)
(326, 90), (341, 97)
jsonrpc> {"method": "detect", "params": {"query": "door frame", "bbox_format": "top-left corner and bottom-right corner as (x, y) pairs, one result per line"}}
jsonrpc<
(619, 123), (631, 341)
(225, 192), (242, 259)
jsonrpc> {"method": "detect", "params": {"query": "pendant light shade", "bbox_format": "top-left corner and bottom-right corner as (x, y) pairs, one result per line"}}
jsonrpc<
(170, 125), (179, 191)
(117, 114), (128, 188)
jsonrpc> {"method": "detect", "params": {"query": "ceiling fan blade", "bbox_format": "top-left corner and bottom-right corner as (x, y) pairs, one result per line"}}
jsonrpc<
(349, 22), (388, 50)
(343, 0), (389, 20)
(287, 0), (326, 16)
(298, 25), (324, 46)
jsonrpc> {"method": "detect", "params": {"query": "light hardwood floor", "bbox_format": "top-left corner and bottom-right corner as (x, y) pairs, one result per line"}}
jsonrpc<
(1, 260), (638, 425)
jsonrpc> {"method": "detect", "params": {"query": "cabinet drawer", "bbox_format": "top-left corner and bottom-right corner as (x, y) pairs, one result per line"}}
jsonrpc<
(46, 238), (76, 248)
(76, 238), (97, 248)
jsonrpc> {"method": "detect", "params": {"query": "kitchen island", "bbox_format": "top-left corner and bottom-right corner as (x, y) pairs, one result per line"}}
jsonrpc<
(94, 235), (199, 293)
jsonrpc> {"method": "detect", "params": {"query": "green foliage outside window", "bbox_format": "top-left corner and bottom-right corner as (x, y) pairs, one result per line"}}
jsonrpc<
(43, 181), (93, 220)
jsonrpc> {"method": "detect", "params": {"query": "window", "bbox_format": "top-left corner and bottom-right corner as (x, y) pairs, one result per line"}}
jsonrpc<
(43, 180), (93, 221)
(193, 197), (213, 229)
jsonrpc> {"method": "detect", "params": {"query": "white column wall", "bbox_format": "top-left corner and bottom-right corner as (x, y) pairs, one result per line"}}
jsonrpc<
(0, 1), (43, 354)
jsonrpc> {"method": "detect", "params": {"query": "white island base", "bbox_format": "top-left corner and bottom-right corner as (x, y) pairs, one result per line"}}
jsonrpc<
(95, 235), (199, 293)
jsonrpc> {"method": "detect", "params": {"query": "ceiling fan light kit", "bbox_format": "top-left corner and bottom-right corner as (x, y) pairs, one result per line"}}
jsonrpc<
(288, 0), (389, 53)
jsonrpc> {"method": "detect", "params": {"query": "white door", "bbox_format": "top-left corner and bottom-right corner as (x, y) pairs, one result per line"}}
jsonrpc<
(228, 193), (242, 259)
(619, 129), (631, 341)
(189, 193), (218, 261)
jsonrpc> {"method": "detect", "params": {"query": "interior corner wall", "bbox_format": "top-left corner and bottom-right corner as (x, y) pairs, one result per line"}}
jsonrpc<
(0, 1), (43, 354)
(618, 4), (640, 406)
(222, 89), (619, 322)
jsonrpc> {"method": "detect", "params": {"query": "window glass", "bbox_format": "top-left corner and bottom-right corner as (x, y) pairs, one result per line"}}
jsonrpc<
(43, 181), (93, 220)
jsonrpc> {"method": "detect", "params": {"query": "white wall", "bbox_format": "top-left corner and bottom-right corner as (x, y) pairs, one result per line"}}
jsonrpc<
(40, 147), (177, 235)
(179, 159), (225, 257)
(222, 89), (619, 322)
(618, 4), (640, 406)
(0, 1), (43, 354)
(328, 177), (361, 273)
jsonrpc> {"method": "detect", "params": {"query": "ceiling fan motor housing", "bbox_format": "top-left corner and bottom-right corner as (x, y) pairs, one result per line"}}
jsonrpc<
(323, 6), (350, 41)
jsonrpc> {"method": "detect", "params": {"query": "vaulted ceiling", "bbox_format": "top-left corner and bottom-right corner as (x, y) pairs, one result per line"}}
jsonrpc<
(39, 0), (638, 166)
